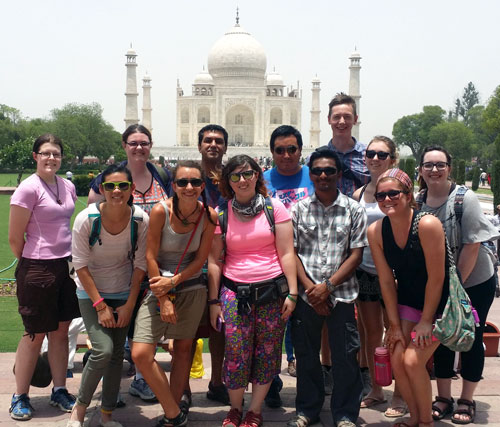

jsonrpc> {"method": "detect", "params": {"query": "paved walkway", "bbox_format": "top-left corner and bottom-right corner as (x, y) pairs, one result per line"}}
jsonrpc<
(1, 295), (500, 426)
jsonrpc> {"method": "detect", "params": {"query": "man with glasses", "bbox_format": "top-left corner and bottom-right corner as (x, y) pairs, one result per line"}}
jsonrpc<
(321, 92), (369, 198)
(263, 125), (314, 407)
(288, 148), (366, 427)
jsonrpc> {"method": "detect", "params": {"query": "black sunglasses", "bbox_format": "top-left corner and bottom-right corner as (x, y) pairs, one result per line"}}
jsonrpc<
(274, 145), (298, 155)
(374, 190), (408, 202)
(102, 181), (132, 191)
(175, 178), (203, 187)
(229, 170), (256, 183)
(366, 150), (391, 160)
(310, 167), (338, 176)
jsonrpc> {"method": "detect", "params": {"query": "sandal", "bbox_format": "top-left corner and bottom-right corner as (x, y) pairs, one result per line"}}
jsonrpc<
(432, 395), (454, 420)
(451, 398), (476, 425)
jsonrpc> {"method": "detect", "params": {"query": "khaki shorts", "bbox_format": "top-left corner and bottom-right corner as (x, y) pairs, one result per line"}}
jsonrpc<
(133, 287), (207, 342)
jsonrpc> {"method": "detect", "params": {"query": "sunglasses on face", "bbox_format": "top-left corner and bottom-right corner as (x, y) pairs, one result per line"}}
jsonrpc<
(421, 161), (449, 171)
(374, 189), (408, 202)
(366, 150), (391, 160)
(102, 181), (132, 191)
(274, 145), (298, 155)
(310, 167), (338, 176)
(175, 178), (203, 187)
(229, 170), (256, 183)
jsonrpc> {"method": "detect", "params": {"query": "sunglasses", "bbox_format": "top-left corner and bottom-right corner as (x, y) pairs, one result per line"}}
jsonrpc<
(310, 167), (338, 176)
(421, 161), (449, 171)
(102, 181), (132, 191)
(229, 170), (256, 183)
(175, 178), (203, 187)
(366, 150), (391, 160)
(374, 189), (408, 202)
(274, 145), (298, 155)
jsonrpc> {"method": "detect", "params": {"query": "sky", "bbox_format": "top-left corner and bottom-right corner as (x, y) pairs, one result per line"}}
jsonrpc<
(2, 0), (500, 148)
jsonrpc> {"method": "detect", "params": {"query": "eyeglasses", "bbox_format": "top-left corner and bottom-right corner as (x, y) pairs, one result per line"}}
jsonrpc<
(274, 145), (298, 155)
(229, 170), (256, 183)
(125, 141), (151, 148)
(421, 161), (449, 171)
(366, 150), (391, 160)
(37, 152), (62, 159)
(374, 190), (408, 202)
(102, 181), (132, 191)
(310, 167), (338, 176)
(175, 178), (203, 187)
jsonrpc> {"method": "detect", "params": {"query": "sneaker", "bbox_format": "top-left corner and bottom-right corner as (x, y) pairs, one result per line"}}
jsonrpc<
(287, 360), (297, 377)
(155, 411), (188, 427)
(10, 393), (34, 420)
(222, 408), (243, 427)
(50, 388), (76, 412)
(179, 390), (192, 414)
(287, 414), (319, 427)
(116, 393), (126, 408)
(322, 365), (333, 395)
(129, 378), (157, 402)
(66, 369), (74, 378)
(206, 381), (230, 405)
(264, 375), (283, 408)
(240, 410), (263, 427)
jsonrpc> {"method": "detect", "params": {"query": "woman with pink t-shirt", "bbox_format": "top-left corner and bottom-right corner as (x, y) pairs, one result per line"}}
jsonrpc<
(9, 134), (80, 421)
(208, 155), (298, 427)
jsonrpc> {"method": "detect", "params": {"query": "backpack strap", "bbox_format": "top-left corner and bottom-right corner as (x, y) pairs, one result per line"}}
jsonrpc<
(263, 196), (276, 235)
(88, 202), (102, 247)
(453, 186), (468, 225)
(415, 189), (427, 210)
(129, 205), (144, 261)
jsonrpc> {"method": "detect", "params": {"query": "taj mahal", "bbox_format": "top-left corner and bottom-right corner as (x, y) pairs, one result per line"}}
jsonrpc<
(124, 12), (361, 156)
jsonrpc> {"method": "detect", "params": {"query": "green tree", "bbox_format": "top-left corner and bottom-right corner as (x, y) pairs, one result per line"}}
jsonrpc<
(403, 158), (416, 183)
(428, 121), (473, 161)
(483, 86), (500, 156)
(0, 137), (35, 184)
(452, 82), (480, 126)
(392, 106), (445, 160)
(50, 103), (121, 163)
(471, 167), (480, 191)
(456, 159), (466, 185)
(492, 160), (500, 208)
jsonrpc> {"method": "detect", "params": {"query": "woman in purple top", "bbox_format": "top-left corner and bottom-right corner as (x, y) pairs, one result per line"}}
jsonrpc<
(8, 134), (80, 421)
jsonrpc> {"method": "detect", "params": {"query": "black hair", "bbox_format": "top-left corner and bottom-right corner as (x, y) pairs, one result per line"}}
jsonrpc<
(308, 148), (341, 171)
(32, 133), (64, 155)
(101, 164), (134, 206)
(269, 125), (303, 151)
(198, 124), (228, 147)
(122, 124), (152, 144)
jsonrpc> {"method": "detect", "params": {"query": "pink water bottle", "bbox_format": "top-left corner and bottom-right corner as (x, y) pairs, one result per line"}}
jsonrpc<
(374, 347), (392, 386)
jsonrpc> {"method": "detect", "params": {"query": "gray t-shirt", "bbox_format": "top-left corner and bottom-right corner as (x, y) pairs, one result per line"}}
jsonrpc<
(421, 185), (499, 288)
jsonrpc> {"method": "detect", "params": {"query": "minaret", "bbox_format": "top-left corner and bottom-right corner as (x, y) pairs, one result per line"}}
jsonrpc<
(310, 77), (321, 148)
(349, 49), (361, 140)
(124, 45), (139, 128)
(142, 72), (152, 132)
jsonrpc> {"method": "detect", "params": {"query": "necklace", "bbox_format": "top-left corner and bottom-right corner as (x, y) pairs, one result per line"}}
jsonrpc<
(39, 175), (62, 205)
(177, 203), (199, 226)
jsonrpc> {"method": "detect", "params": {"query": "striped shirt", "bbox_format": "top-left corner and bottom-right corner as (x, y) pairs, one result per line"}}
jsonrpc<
(292, 192), (368, 307)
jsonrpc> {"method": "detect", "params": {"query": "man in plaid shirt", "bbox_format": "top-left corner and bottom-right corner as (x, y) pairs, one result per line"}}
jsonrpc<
(288, 148), (368, 427)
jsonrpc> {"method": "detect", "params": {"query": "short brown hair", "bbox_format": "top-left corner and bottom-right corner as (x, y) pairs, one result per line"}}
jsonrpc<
(328, 92), (357, 118)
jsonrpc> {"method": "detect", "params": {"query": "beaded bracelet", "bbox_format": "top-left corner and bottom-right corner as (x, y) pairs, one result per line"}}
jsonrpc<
(96, 304), (107, 312)
(92, 297), (104, 308)
(287, 294), (297, 303)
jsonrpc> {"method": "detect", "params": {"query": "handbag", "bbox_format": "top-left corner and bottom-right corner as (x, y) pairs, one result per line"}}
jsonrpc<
(412, 212), (476, 352)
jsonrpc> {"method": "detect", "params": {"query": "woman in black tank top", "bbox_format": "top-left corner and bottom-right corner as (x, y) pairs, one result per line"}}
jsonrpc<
(367, 168), (447, 427)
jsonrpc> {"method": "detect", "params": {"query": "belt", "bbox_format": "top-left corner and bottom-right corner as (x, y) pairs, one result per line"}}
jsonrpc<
(171, 276), (203, 293)
(222, 276), (276, 293)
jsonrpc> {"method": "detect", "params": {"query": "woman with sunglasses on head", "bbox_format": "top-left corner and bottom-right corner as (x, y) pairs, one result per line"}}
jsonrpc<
(68, 164), (148, 427)
(417, 146), (499, 425)
(352, 136), (399, 411)
(132, 160), (217, 427)
(368, 168), (449, 427)
(207, 155), (298, 427)
(9, 134), (80, 421)
(89, 124), (172, 403)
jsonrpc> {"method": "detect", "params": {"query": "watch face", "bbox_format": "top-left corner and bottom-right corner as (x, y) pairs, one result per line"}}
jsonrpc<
(326, 280), (335, 292)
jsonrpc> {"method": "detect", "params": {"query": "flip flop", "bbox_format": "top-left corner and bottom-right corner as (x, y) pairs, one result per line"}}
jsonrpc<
(384, 405), (408, 418)
(360, 396), (387, 408)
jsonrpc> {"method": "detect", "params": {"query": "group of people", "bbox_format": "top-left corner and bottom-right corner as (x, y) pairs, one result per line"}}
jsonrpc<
(8, 92), (499, 427)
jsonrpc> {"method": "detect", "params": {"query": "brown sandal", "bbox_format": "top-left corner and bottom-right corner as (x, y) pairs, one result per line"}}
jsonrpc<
(432, 395), (454, 420)
(451, 398), (476, 425)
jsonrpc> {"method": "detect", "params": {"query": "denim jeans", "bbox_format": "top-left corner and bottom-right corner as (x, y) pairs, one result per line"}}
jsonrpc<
(285, 318), (294, 362)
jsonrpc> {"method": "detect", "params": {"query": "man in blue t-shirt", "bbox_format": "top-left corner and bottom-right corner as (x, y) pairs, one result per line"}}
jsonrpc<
(263, 125), (314, 408)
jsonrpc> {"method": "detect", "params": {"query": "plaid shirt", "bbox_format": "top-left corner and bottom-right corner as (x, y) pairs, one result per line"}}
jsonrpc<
(292, 192), (368, 307)
(326, 137), (370, 197)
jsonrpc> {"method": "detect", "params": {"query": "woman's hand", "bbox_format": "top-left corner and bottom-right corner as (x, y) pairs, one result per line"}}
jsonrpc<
(384, 324), (406, 354)
(97, 305), (116, 328)
(209, 304), (223, 331)
(160, 297), (177, 324)
(281, 296), (296, 320)
(115, 303), (134, 328)
(149, 276), (174, 298)
(411, 320), (435, 349)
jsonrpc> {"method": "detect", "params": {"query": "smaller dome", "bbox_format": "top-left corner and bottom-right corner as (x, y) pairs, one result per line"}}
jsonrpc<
(126, 47), (137, 56)
(266, 70), (284, 86)
(350, 50), (361, 58)
(194, 68), (214, 85)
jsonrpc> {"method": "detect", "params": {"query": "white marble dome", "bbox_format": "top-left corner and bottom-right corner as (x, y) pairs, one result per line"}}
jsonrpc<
(266, 70), (284, 86)
(207, 23), (267, 80)
(194, 68), (214, 85)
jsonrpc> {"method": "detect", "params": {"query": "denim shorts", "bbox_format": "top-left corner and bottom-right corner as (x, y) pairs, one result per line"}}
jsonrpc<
(16, 257), (80, 334)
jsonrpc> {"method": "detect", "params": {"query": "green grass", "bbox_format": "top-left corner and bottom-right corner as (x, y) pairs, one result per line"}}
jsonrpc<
(0, 296), (24, 351)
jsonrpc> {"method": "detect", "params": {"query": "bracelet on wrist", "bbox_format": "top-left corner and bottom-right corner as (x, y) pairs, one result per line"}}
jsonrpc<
(288, 293), (298, 296)
(207, 299), (221, 305)
(287, 294), (297, 303)
(92, 297), (104, 308)
(96, 304), (107, 312)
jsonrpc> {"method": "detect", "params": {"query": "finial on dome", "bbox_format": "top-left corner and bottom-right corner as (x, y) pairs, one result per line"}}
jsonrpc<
(236, 6), (240, 25)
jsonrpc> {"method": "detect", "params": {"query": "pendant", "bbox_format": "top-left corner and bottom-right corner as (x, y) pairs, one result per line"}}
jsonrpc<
(181, 218), (190, 226)
(57, 199), (62, 205)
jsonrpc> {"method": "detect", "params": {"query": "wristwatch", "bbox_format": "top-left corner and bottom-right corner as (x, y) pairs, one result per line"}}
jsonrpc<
(325, 278), (335, 293)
